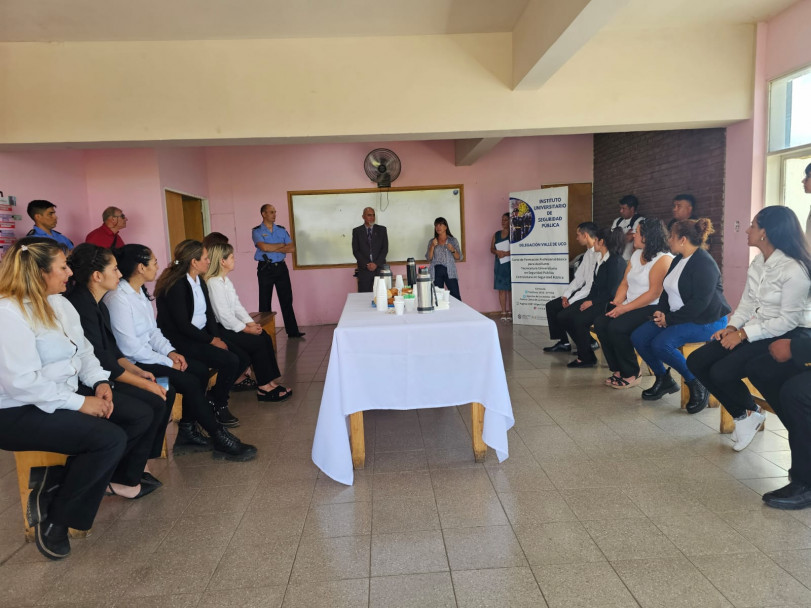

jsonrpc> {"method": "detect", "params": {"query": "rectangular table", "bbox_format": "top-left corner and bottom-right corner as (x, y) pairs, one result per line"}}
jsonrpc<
(312, 293), (514, 485)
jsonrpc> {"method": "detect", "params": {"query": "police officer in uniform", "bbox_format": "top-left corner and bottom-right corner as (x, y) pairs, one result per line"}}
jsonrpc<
(26, 200), (74, 251)
(251, 204), (305, 338)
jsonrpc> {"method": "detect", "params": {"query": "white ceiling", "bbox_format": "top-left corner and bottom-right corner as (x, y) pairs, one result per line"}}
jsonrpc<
(0, 0), (799, 42)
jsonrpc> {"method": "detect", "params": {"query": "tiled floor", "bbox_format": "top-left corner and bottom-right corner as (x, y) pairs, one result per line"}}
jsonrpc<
(1, 321), (810, 607)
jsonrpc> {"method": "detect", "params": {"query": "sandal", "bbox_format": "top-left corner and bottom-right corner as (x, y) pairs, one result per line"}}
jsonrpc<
(611, 376), (641, 390)
(232, 376), (258, 392)
(257, 385), (292, 403)
(605, 374), (620, 386)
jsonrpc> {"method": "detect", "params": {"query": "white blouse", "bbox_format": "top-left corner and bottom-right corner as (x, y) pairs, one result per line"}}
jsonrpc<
(563, 247), (599, 303)
(727, 249), (811, 341)
(103, 280), (176, 366)
(187, 274), (207, 330)
(206, 276), (254, 333)
(662, 256), (690, 312)
(625, 250), (673, 305)
(0, 295), (109, 413)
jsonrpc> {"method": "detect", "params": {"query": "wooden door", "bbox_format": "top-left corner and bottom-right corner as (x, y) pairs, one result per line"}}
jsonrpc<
(164, 190), (205, 254)
(543, 182), (593, 260)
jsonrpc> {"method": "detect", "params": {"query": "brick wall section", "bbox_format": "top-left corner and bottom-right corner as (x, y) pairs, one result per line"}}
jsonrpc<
(593, 129), (726, 270)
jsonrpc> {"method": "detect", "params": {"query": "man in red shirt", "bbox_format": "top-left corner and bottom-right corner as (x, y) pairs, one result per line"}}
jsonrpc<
(85, 207), (127, 248)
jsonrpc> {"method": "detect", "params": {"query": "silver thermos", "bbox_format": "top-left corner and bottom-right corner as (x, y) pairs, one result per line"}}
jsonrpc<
(416, 266), (436, 314)
(379, 264), (392, 290)
(406, 258), (417, 287)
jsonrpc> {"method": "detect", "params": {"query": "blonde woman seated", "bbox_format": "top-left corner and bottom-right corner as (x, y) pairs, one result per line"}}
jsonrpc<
(0, 238), (153, 560)
(204, 242), (291, 402)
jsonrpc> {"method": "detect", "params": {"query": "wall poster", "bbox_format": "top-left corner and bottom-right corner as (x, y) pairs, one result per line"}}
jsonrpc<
(509, 186), (569, 325)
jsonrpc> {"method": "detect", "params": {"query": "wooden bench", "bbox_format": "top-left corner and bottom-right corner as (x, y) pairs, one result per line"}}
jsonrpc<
(250, 311), (277, 353)
(13, 452), (89, 542)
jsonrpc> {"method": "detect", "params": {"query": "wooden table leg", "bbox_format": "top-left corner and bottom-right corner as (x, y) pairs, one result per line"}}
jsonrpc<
(349, 411), (365, 470)
(471, 402), (486, 463)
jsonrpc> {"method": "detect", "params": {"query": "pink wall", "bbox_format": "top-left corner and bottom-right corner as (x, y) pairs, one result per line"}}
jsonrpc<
(1, 150), (89, 240)
(723, 0), (811, 306)
(0, 136), (593, 327)
(205, 137), (593, 326)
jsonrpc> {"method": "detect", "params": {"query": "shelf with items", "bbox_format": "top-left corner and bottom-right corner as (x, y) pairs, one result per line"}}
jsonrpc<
(0, 193), (20, 259)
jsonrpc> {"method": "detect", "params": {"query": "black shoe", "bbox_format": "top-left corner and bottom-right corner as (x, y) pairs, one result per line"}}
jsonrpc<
(140, 472), (163, 488)
(288, 332), (306, 338)
(27, 466), (65, 527)
(567, 358), (596, 368)
(763, 481), (811, 510)
(685, 378), (710, 414)
(642, 369), (680, 401)
(106, 482), (160, 500)
(35, 521), (70, 560)
(212, 402), (240, 428)
(211, 428), (258, 462)
(590, 339), (600, 351)
(231, 376), (258, 392)
(173, 421), (213, 455)
(543, 341), (571, 353)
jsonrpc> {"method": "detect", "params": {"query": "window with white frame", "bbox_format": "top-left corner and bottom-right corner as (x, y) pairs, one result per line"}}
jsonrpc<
(765, 64), (811, 224)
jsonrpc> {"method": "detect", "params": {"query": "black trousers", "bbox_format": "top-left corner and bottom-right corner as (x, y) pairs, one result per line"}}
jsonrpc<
(170, 340), (241, 408)
(76, 384), (155, 487)
(687, 327), (811, 418)
(357, 267), (378, 293)
(433, 265), (461, 301)
(138, 360), (220, 435)
(221, 327), (281, 385)
(0, 405), (130, 531)
(747, 357), (811, 485)
(545, 297), (569, 342)
(558, 302), (606, 363)
(594, 305), (656, 377)
(114, 382), (175, 460)
(257, 261), (301, 336)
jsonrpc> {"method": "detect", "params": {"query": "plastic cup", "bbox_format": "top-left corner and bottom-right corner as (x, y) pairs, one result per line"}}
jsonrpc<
(394, 300), (405, 315)
(395, 275), (404, 291)
(404, 297), (416, 312)
(375, 296), (388, 311)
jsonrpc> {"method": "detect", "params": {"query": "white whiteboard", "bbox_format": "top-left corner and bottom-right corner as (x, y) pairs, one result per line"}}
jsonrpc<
(288, 186), (464, 268)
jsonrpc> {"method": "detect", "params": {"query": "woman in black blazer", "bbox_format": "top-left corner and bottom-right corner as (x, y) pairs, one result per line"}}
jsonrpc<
(65, 243), (172, 498)
(631, 219), (731, 403)
(559, 227), (627, 368)
(155, 240), (245, 428)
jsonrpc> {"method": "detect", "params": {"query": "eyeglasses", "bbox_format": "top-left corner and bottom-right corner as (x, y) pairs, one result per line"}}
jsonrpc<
(113, 214), (127, 219)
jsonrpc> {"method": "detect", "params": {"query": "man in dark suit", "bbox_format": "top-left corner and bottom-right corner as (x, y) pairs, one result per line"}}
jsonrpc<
(351, 207), (388, 292)
(746, 336), (811, 510)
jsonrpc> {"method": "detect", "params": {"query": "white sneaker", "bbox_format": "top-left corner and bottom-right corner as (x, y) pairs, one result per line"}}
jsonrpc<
(732, 411), (766, 452)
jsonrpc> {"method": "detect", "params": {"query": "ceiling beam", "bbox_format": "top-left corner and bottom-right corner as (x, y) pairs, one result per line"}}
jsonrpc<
(454, 137), (503, 166)
(513, 0), (631, 90)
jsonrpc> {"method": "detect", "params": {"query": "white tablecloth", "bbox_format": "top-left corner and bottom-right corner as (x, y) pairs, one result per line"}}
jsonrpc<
(312, 293), (514, 485)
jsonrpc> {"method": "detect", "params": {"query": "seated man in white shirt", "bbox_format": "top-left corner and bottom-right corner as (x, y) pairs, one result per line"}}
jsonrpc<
(611, 195), (644, 261)
(544, 222), (601, 353)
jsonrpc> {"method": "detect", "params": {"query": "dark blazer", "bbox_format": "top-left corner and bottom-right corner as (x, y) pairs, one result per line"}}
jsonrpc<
(792, 337), (811, 370)
(658, 248), (731, 326)
(156, 276), (220, 349)
(585, 253), (626, 309)
(64, 284), (126, 379)
(351, 224), (388, 269)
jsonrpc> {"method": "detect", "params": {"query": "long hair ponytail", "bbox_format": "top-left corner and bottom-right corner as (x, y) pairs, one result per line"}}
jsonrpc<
(155, 240), (203, 298)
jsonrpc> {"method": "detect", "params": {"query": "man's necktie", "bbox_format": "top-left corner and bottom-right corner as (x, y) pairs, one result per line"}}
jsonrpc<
(111, 233), (119, 249)
(367, 227), (373, 261)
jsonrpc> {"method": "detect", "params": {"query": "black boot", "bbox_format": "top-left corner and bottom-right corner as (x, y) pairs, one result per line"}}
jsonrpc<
(35, 521), (70, 560)
(212, 403), (240, 428)
(173, 421), (213, 455)
(211, 428), (257, 462)
(685, 378), (710, 414)
(642, 368), (679, 401)
(27, 465), (65, 527)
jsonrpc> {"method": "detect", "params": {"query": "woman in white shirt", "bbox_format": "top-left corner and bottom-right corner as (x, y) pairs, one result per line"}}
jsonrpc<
(688, 206), (811, 451)
(204, 243), (291, 402)
(105, 244), (256, 462)
(0, 238), (153, 560)
(594, 218), (673, 388)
